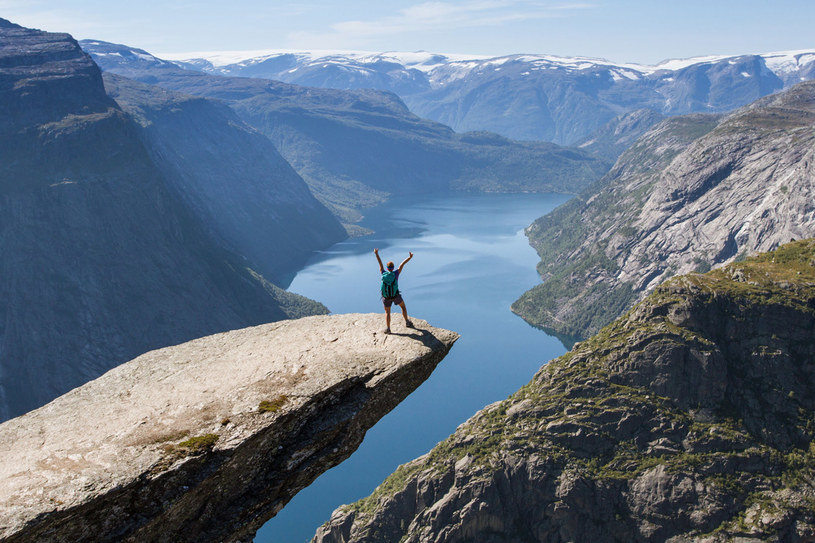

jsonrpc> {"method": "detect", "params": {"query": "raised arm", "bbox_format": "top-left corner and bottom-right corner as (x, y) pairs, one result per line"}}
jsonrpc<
(374, 248), (384, 273)
(397, 252), (413, 274)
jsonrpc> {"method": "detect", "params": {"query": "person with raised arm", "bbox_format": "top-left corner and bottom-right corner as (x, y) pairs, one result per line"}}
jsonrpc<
(374, 248), (414, 334)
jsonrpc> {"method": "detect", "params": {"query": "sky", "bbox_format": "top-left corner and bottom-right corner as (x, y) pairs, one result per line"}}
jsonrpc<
(2, 0), (814, 65)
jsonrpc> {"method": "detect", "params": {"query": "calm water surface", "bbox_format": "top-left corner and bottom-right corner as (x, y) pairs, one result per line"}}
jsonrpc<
(257, 192), (571, 542)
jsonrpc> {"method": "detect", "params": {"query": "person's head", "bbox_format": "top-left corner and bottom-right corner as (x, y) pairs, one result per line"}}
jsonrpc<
(387, 261), (395, 270)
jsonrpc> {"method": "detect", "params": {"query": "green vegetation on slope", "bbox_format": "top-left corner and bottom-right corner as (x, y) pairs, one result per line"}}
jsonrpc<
(332, 240), (815, 542)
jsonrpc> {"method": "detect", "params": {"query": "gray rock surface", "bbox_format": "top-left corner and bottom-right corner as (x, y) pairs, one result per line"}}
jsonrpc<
(575, 109), (665, 163)
(313, 242), (815, 543)
(0, 314), (458, 543)
(513, 81), (815, 340)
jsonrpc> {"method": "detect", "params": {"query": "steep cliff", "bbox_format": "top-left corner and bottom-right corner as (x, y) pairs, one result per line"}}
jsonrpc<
(0, 314), (459, 543)
(81, 40), (610, 223)
(314, 240), (815, 543)
(513, 81), (815, 340)
(0, 21), (329, 421)
(102, 73), (346, 282)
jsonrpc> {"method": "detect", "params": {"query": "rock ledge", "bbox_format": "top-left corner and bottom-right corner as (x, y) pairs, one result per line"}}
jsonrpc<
(0, 313), (458, 542)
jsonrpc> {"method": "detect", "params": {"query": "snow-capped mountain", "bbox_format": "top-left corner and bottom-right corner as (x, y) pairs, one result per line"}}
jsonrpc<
(161, 48), (815, 87)
(156, 48), (815, 144)
(98, 43), (815, 144)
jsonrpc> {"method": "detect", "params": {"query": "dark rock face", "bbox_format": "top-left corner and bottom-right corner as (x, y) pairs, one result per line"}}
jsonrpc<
(80, 40), (611, 223)
(0, 22), (332, 421)
(513, 81), (815, 340)
(102, 73), (346, 283)
(0, 19), (114, 134)
(313, 241), (815, 543)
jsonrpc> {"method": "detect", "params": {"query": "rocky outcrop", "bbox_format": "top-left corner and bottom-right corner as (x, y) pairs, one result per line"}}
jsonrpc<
(314, 240), (815, 543)
(0, 20), (335, 421)
(0, 19), (115, 135)
(81, 40), (610, 223)
(513, 81), (815, 340)
(0, 314), (458, 543)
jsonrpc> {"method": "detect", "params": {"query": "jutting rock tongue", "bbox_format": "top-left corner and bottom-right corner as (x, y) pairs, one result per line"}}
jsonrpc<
(0, 314), (458, 543)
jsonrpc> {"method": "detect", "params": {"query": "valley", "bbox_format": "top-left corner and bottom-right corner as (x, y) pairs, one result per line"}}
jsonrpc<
(1, 11), (814, 543)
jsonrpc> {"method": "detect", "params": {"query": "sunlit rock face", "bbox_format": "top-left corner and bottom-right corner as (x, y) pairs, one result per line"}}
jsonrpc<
(0, 314), (458, 543)
(513, 80), (815, 340)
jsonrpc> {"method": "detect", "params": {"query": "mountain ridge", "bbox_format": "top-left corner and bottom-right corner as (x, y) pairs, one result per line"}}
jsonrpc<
(101, 72), (346, 283)
(0, 20), (339, 420)
(159, 48), (815, 83)
(81, 39), (610, 223)
(151, 47), (815, 144)
(512, 80), (815, 340)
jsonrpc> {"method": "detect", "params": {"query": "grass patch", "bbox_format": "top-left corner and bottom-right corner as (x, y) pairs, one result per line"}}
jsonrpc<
(259, 395), (289, 413)
(175, 433), (220, 454)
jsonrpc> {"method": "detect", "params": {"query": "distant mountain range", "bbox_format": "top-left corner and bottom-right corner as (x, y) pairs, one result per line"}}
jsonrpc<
(152, 48), (815, 144)
(81, 40), (610, 223)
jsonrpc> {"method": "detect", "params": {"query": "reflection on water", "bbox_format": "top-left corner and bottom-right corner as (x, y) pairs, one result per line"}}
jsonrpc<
(256, 192), (571, 542)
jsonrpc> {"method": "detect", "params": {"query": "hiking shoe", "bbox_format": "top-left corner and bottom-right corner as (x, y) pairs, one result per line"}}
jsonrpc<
(405, 320), (414, 329)
(384, 328), (391, 334)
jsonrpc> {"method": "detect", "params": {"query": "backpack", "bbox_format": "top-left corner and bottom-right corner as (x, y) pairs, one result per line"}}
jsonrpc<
(381, 270), (399, 298)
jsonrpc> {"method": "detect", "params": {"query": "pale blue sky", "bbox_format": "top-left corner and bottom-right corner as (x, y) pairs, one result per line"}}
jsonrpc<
(2, 0), (813, 64)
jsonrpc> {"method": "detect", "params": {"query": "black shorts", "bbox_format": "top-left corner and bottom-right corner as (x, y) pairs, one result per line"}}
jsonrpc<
(382, 293), (404, 308)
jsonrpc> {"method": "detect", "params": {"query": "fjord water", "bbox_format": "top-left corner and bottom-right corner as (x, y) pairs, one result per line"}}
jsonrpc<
(257, 192), (571, 542)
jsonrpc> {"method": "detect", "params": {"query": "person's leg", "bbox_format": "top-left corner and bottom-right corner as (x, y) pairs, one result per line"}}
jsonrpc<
(398, 301), (413, 327)
(384, 304), (392, 332)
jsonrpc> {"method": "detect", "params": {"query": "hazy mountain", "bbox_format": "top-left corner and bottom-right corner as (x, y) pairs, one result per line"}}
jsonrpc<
(574, 108), (665, 163)
(0, 20), (331, 420)
(81, 40), (611, 223)
(159, 48), (815, 145)
(512, 81), (815, 340)
(101, 73), (346, 282)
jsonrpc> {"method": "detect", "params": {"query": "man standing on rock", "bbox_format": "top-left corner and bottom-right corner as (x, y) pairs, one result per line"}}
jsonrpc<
(374, 248), (414, 334)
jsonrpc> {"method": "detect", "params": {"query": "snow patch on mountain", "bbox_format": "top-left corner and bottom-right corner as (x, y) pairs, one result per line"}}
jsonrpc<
(156, 48), (815, 90)
(763, 50), (815, 74)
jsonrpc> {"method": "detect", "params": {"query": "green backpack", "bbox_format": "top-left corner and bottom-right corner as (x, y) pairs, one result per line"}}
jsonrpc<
(381, 271), (399, 298)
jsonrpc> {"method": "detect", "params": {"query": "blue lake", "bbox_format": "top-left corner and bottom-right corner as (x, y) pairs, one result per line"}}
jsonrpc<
(256, 192), (571, 542)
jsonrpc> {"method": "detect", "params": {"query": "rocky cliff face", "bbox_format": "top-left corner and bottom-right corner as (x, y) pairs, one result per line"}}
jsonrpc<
(513, 81), (815, 340)
(0, 314), (459, 543)
(314, 240), (815, 543)
(0, 19), (114, 135)
(80, 40), (610, 224)
(0, 21), (333, 421)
